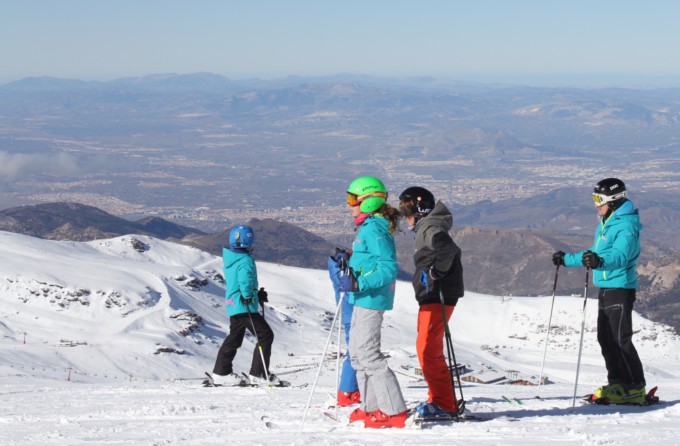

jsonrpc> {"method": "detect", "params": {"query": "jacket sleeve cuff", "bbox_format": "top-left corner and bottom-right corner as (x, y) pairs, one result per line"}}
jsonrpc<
(563, 251), (583, 267)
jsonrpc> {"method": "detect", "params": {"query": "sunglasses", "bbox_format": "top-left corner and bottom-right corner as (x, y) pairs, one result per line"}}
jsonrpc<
(592, 191), (626, 206)
(347, 191), (387, 207)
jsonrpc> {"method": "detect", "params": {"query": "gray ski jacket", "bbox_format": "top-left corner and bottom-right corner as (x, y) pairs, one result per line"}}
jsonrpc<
(411, 201), (464, 306)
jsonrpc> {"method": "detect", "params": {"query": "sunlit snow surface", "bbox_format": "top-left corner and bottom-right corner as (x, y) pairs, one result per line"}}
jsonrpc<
(1, 231), (679, 445)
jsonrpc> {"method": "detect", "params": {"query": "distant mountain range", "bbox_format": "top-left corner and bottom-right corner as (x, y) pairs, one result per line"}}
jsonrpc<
(0, 73), (499, 93)
(0, 202), (205, 241)
(1, 201), (678, 333)
(0, 202), (335, 270)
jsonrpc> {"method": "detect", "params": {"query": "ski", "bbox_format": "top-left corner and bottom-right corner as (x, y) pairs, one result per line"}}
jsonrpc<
(202, 371), (257, 387)
(583, 386), (659, 406)
(323, 411), (338, 422)
(413, 413), (514, 426)
(502, 395), (523, 405)
(240, 372), (303, 388)
(323, 411), (356, 426)
(323, 411), (344, 423)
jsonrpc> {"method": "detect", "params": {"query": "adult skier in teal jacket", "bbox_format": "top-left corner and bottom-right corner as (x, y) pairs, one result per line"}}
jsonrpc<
(552, 178), (646, 404)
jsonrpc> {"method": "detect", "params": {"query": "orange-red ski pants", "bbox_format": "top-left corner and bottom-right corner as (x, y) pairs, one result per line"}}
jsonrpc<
(416, 303), (456, 412)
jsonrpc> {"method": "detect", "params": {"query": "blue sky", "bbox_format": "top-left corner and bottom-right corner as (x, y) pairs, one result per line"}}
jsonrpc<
(2, 0), (680, 87)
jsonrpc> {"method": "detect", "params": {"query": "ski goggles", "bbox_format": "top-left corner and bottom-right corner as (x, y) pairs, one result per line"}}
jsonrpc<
(592, 191), (626, 206)
(347, 191), (387, 207)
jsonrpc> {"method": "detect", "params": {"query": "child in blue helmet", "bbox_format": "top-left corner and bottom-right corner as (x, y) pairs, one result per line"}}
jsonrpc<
(210, 225), (289, 387)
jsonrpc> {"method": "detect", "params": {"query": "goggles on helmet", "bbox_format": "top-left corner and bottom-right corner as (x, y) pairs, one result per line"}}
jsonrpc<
(592, 191), (626, 206)
(347, 191), (387, 207)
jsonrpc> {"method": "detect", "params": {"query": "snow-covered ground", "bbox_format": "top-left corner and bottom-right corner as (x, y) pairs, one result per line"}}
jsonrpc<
(1, 231), (679, 445)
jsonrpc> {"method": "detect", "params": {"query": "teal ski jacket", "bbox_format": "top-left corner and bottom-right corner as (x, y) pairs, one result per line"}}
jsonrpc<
(222, 247), (260, 316)
(348, 214), (398, 310)
(564, 200), (641, 289)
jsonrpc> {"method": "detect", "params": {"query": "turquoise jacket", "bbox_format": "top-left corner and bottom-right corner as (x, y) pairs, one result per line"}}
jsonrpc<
(222, 247), (260, 316)
(348, 215), (398, 310)
(564, 200), (641, 289)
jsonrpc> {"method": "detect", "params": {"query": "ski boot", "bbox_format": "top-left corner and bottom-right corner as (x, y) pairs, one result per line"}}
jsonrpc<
(212, 372), (247, 386)
(348, 407), (370, 423)
(413, 401), (457, 421)
(364, 410), (408, 429)
(337, 390), (361, 407)
(246, 372), (291, 387)
(591, 383), (646, 405)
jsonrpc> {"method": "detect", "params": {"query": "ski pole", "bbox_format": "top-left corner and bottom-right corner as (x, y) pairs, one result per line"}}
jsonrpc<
(260, 291), (266, 321)
(571, 267), (590, 410)
(245, 303), (271, 385)
(537, 264), (560, 397)
(439, 289), (464, 421)
(299, 290), (344, 433)
(334, 291), (344, 420)
(334, 257), (348, 417)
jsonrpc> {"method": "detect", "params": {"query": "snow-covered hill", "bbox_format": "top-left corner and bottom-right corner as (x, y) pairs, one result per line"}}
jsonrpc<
(1, 230), (679, 445)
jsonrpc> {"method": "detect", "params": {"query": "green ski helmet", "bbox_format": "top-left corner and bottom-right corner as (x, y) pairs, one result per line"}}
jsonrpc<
(347, 176), (388, 213)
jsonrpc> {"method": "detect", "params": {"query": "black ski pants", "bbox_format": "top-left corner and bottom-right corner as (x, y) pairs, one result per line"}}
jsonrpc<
(213, 312), (274, 378)
(597, 288), (646, 388)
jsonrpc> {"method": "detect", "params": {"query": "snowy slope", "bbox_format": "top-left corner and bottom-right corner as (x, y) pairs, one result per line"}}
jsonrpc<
(1, 230), (680, 445)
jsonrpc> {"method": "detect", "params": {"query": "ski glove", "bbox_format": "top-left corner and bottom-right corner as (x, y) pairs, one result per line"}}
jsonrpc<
(429, 266), (445, 280)
(421, 266), (445, 288)
(552, 251), (565, 266)
(582, 250), (601, 269)
(337, 268), (358, 293)
(257, 287), (268, 303)
(331, 247), (351, 271)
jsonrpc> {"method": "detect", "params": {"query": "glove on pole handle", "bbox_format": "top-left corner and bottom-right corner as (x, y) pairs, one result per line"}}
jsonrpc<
(571, 267), (590, 410)
(537, 264), (560, 397)
(338, 254), (348, 273)
(299, 292), (344, 433)
(259, 287), (266, 320)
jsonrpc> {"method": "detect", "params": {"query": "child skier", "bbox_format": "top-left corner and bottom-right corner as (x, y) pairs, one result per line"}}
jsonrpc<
(209, 225), (288, 387)
(338, 176), (408, 428)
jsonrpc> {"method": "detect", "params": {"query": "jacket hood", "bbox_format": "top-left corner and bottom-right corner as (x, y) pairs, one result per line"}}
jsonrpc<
(614, 199), (635, 216)
(606, 200), (642, 229)
(222, 247), (250, 268)
(415, 201), (453, 232)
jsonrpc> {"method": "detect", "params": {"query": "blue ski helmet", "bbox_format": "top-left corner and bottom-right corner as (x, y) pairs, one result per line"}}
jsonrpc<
(229, 225), (256, 249)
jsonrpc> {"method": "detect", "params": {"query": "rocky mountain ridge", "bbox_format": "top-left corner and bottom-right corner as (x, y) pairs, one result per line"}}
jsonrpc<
(2, 201), (678, 332)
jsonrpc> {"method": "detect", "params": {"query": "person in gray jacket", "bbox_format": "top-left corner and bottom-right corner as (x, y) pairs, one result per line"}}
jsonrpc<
(399, 187), (464, 419)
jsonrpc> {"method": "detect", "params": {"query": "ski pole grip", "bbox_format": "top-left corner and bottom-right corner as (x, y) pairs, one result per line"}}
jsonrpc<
(339, 257), (347, 272)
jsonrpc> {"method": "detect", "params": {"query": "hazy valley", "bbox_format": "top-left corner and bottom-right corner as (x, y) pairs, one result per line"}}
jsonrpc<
(0, 73), (678, 329)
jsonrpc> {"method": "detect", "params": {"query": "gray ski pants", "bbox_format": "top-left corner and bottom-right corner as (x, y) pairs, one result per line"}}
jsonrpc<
(349, 306), (407, 415)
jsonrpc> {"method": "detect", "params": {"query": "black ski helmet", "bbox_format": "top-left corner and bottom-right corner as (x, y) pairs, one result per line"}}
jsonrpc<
(398, 186), (435, 218)
(593, 178), (627, 210)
